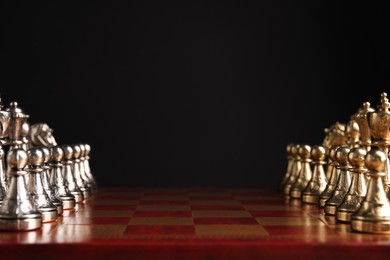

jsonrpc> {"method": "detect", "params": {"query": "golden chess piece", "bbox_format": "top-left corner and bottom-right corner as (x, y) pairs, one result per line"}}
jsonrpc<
(324, 145), (352, 215)
(368, 92), (390, 195)
(283, 144), (302, 197)
(302, 145), (327, 204)
(336, 147), (368, 222)
(281, 143), (294, 190)
(319, 145), (341, 207)
(352, 102), (375, 150)
(322, 122), (347, 152)
(290, 145), (312, 199)
(351, 149), (390, 233)
(345, 120), (360, 148)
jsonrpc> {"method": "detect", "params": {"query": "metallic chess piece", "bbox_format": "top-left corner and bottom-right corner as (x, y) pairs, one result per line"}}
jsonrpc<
(336, 147), (368, 222)
(72, 144), (91, 200)
(368, 92), (390, 194)
(324, 146), (352, 215)
(30, 123), (57, 147)
(0, 148), (6, 206)
(62, 145), (84, 203)
(290, 145), (312, 199)
(6, 101), (30, 149)
(49, 146), (76, 210)
(83, 143), (96, 190)
(281, 143), (294, 190)
(20, 121), (31, 150)
(0, 148), (42, 231)
(27, 147), (58, 223)
(345, 120), (360, 148)
(302, 145), (328, 204)
(319, 146), (340, 207)
(0, 95), (11, 199)
(283, 144), (302, 197)
(41, 147), (63, 215)
(352, 102), (375, 150)
(79, 144), (93, 194)
(322, 121), (347, 152)
(351, 149), (390, 233)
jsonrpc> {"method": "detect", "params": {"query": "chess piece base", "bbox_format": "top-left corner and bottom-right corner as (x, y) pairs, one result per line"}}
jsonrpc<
(55, 203), (63, 215)
(61, 199), (76, 210)
(336, 210), (352, 222)
(318, 197), (328, 207)
(290, 189), (302, 199)
(71, 192), (84, 203)
(351, 218), (390, 234)
(0, 215), (42, 231)
(302, 194), (319, 204)
(283, 184), (292, 197)
(40, 209), (58, 223)
(82, 189), (91, 200)
(324, 204), (337, 215)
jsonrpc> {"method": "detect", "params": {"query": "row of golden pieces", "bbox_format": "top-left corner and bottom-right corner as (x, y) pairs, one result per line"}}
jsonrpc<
(0, 95), (96, 231)
(281, 92), (390, 234)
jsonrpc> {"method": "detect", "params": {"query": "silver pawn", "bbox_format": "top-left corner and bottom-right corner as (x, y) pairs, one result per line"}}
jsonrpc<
(41, 147), (63, 215)
(84, 143), (97, 192)
(0, 148), (42, 231)
(78, 144), (93, 196)
(27, 147), (58, 222)
(336, 147), (368, 222)
(62, 145), (84, 203)
(324, 145), (352, 215)
(0, 148), (7, 206)
(49, 146), (76, 210)
(72, 144), (91, 200)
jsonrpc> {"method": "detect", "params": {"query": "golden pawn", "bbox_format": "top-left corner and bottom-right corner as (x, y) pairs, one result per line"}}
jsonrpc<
(352, 102), (375, 150)
(345, 120), (360, 148)
(351, 149), (390, 233)
(290, 145), (312, 199)
(324, 145), (352, 215)
(302, 145), (327, 204)
(336, 147), (368, 222)
(281, 143), (294, 190)
(283, 144), (302, 197)
(319, 145), (341, 207)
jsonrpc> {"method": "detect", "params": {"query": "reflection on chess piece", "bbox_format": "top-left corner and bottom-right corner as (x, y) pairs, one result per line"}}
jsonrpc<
(352, 102), (375, 150)
(0, 148), (42, 231)
(62, 145), (84, 203)
(368, 92), (390, 194)
(0, 149), (6, 206)
(30, 123), (57, 147)
(290, 145), (312, 199)
(72, 145), (91, 200)
(281, 144), (294, 190)
(351, 149), (390, 233)
(6, 102), (29, 149)
(79, 144), (93, 194)
(345, 120), (360, 148)
(0, 95), (11, 199)
(49, 146), (76, 210)
(302, 145), (327, 204)
(319, 146), (341, 207)
(20, 121), (30, 150)
(325, 146), (352, 215)
(41, 147), (63, 215)
(336, 147), (368, 222)
(27, 147), (58, 223)
(84, 144), (97, 192)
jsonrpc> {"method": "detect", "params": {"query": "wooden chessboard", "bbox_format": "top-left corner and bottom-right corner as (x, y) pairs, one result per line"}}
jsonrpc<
(1, 188), (390, 259)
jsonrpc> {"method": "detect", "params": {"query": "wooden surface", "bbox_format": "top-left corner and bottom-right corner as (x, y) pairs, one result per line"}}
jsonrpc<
(1, 188), (390, 259)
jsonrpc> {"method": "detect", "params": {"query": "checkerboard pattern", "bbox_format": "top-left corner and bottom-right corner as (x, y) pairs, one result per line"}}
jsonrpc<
(1, 188), (389, 244)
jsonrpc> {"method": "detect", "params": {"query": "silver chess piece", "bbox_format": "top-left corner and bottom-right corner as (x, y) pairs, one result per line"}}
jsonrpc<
(352, 102), (375, 150)
(84, 143), (97, 192)
(0, 148), (42, 231)
(72, 144), (91, 200)
(302, 145), (327, 204)
(20, 121), (31, 150)
(30, 123), (57, 147)
(41, 147), (63, 215)
(351, 149), (390, 233)
(0, 95), (11, 199)
(290, 145), (312, 199)
(368, 92), (390, 195)
(324, 145), (352, 215)
(62, 145), (84, 203)
(78, 144), (93, 194)
(6, 101), (29, 149)
(27, 147), (58, 222)
(336, 147), (368, 222)
(49, 146), (76, 210)
(319, 145), (341, 207)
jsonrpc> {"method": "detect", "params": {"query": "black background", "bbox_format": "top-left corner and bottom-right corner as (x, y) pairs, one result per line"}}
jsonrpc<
(1, 2), (389, 188)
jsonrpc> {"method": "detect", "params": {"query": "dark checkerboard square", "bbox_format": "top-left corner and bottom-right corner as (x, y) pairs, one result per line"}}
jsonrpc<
(124, 225), (196, 235)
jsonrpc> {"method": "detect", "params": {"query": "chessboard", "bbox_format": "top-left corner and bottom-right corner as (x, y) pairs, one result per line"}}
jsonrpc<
(1, 187), (390, 259)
